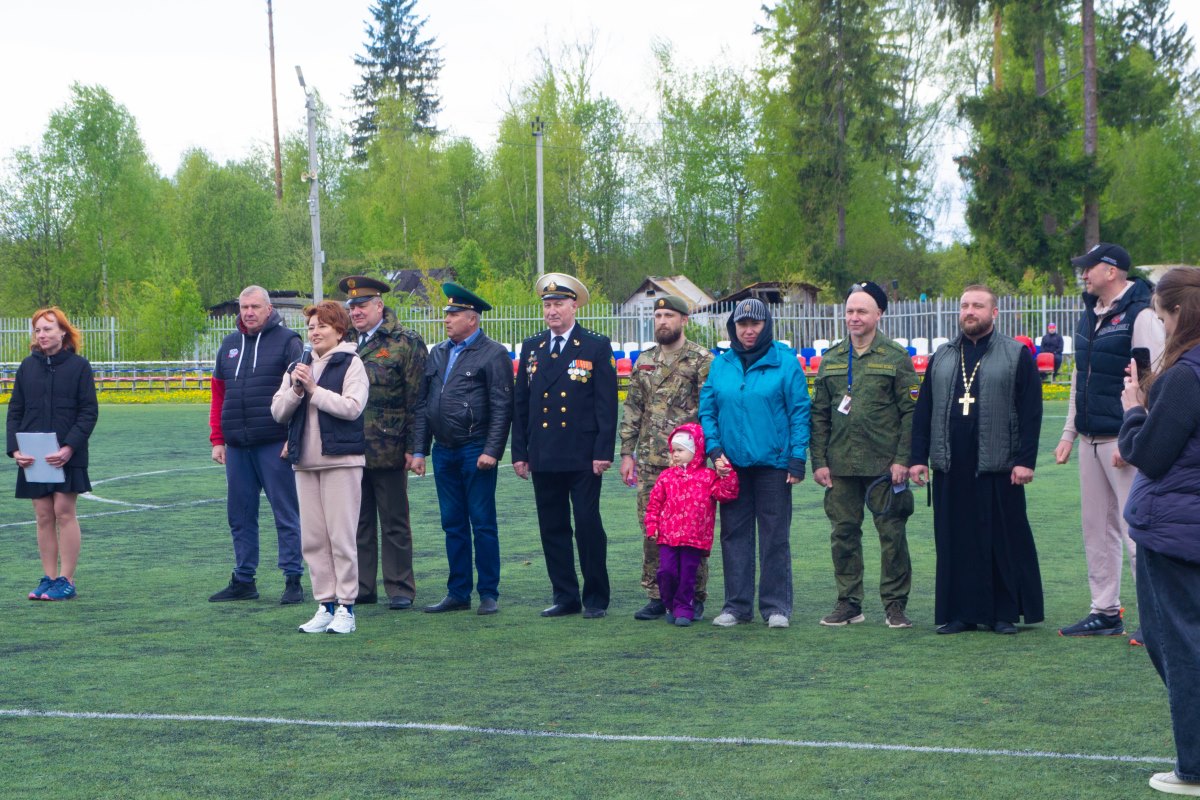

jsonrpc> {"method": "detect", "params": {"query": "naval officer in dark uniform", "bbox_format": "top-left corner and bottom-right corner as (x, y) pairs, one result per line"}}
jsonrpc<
(512, 273), (618, 618)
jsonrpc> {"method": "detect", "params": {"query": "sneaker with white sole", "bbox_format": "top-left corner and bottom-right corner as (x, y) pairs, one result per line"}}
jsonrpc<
(885, 601), (913, 629)
(767, 614), (790, 628)
(820, 600), (865, 627)
(712, 612), (743, 627)
(1149, 771), (1200, 796)
(326, 605), (356, 634)
(298, 605), (334, 633)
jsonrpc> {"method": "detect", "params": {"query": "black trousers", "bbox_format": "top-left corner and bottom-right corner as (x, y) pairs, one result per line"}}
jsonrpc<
(532, 470), (610, 609)
(356, 467), (414, 600)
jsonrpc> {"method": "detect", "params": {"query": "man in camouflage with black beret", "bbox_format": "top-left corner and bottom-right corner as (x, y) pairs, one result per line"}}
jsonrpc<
(811, 281), (918, 630)
(619, 295), (715, 621)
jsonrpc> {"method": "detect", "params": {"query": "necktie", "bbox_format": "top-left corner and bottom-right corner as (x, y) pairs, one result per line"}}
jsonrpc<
(359, 333), (368, 348)
(551, 335), (563, 357)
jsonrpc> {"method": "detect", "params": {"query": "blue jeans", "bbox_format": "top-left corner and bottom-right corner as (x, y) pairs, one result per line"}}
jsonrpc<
(1137, 546), (1200, 781)
(224, 442), (303, 581)
(433, 440), (500, 601)
(718, 466), (794, 621)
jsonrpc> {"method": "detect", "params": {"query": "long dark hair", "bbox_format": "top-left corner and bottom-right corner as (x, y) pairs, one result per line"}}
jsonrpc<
(1146, 267), (1200, 394)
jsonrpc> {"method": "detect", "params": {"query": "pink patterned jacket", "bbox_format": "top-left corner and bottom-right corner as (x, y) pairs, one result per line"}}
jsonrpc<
(644, 422), (739, 554)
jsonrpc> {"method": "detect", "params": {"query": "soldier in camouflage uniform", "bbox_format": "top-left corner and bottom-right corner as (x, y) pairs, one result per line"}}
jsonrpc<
(811, 281), (918, 629)
(340, 276), (428, 610)
(619, 295), (714, 620)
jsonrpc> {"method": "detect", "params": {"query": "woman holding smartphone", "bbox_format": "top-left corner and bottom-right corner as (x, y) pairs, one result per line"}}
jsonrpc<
(1118, 266), (1200, 797)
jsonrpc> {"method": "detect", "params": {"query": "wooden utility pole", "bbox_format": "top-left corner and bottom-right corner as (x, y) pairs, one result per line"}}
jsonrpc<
(268, 0), (283, 202)
(1082, 0), (1100, 250)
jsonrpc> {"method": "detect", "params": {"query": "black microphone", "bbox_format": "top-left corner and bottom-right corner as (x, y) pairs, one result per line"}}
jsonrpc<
(289, 343), (314, 374)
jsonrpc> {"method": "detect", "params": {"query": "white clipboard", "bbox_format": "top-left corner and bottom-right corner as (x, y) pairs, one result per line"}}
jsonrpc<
(15, 432), (65, 484)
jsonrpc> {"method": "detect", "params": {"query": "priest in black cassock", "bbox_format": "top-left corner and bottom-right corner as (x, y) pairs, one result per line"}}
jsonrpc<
(910, 285), (1044, 635)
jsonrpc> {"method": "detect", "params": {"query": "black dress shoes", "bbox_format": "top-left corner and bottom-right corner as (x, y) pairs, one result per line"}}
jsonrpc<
(358, 593), (378, 605)
(388, 596), (413, 610)
(540, 602), (582, 617)
(936, 620), (978, 635)
(633, 600), (666, 620)
(583, 608), (607, 619)
(992, 620), (1018, 635)
(424, 596), (470, 613)
(477, 597), (499, 615)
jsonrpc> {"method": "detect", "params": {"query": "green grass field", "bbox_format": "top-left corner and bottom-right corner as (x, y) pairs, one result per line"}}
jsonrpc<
(0, 402), (1174, 799)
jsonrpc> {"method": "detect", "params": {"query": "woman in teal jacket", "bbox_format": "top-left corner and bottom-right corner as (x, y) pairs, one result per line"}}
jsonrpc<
(700, 299), (810, 628)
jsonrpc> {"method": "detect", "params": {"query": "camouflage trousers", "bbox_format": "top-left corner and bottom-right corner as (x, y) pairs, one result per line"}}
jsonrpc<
(637, 465), (709, 602)
(822, 474), (913, 608)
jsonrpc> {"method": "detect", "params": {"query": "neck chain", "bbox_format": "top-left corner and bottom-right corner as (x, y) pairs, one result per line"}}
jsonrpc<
(958, 346), (986, 416)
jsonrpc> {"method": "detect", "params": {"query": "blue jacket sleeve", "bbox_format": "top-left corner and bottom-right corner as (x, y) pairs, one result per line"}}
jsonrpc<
(785, 358), (811, 464)
(699, 368), (721, 459)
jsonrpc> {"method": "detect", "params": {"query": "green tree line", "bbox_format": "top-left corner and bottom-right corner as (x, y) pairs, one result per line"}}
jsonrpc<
(1, 0), (1196, 359)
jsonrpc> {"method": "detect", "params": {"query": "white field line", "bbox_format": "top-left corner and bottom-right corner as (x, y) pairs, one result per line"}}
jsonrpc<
(0, 709), (1173, 765)
(0, 498), (222, 529)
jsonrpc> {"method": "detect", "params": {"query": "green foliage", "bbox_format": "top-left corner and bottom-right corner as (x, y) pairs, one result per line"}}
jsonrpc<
(119, 259), (209, 360)
(956, 86), (1093, 283)
(350, 0), (443, 159)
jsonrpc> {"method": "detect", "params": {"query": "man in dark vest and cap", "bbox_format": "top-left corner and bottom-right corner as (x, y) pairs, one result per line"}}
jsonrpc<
(910, 285), (1044, 635)
(1054, 243), (1164, 642)
(411, 283), (513, 616)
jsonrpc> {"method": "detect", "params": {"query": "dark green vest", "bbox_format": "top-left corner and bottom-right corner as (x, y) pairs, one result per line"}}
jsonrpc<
(928, 334), (1023, 474)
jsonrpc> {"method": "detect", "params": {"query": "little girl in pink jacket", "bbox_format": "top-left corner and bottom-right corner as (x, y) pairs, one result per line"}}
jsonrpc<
(644, 422), (739, 626)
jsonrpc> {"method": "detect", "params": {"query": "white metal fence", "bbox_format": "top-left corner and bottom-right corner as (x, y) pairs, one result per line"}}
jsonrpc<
(0, 294), (1084, 367)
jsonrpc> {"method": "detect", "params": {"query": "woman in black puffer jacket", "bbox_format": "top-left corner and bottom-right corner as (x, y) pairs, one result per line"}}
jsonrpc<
(6, 307), (99, 602)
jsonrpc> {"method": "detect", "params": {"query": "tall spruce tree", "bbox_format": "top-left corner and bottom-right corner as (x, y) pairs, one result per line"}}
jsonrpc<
(351, 0), (443, 161)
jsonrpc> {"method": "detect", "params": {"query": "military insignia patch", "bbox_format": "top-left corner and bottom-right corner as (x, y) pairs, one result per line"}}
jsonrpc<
(909, 385), (920, 399)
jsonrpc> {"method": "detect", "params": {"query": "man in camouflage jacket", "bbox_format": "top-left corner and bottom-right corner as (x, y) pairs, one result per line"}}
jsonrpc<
(618, 295), (714, 621)
(341, 276), (427, 609)
(811, 281), (918, 630)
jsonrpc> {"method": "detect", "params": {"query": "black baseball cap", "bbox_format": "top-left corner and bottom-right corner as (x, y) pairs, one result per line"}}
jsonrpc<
(1070, 243), (1131, 271)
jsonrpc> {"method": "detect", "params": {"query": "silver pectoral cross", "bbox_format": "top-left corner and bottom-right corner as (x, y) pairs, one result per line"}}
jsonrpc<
(958, 393), (975, 415)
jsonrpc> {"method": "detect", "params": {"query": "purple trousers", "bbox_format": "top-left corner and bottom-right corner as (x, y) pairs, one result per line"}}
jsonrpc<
(657, 544), (704, 620)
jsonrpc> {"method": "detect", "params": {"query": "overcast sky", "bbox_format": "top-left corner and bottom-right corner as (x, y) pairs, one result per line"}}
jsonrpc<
(2, 0), (1197, 243)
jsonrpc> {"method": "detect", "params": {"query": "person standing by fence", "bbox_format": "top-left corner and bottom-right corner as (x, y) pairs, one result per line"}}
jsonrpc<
(7, 307), (99, 601)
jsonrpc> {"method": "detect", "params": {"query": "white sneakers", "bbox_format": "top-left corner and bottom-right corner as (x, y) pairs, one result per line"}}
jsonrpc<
(298, 605), (334, 633)
(326, 605), (356, 634)
(298, 604), (356, 634)
(1150, 772), (1200, 796)
(713, 611), (791, 628)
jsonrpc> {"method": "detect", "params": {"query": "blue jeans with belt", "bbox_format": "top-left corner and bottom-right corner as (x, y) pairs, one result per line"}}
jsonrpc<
(432, 440), (500, 601)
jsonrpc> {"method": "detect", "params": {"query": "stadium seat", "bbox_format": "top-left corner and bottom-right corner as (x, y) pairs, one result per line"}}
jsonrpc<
(932, 337), (950, 351)
(912, 355), (930, 374)
(717, 339), (731, 351)
(796, 354), (807, 369)
(894, 337), (909, 349)
(611, 341), (622, 354)
(641, 341), (655, 351)
(813, 338), (831, 355)
(622, 341), (639, 355)
(501, 342), (512, 354)
(512, 358), (520, 375)
(612, 350), (626, 361)
(1036, 352), (1055, 373)
(808, 355), (822, 372)
(800, 347), (816, 360)
(616, 357), (633, 377)
(1062, 337), (1074, 355)
(911, 337), (930, 355)
(628, 350), (641, 363)
(907, 346), (917, 357)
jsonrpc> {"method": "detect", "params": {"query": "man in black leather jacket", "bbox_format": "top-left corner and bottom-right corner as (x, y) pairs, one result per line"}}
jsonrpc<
(411, 283), (513, 615)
